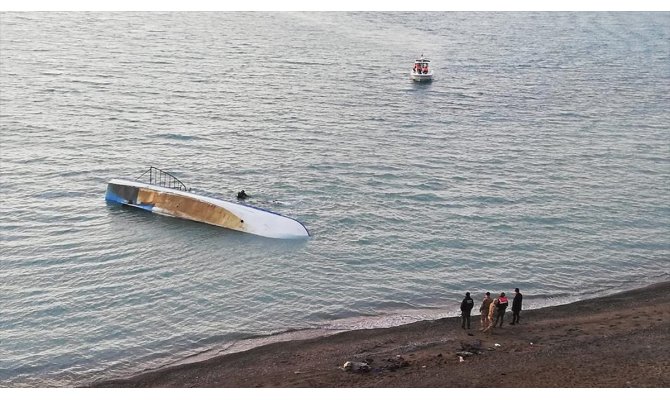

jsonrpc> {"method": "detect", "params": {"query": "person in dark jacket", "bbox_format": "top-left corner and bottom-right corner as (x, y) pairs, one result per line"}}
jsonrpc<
(237, 190), (248, 200)
(460, 292), (475, 329)
(511, 288), (523, 325)
(493, 292), (509, 327)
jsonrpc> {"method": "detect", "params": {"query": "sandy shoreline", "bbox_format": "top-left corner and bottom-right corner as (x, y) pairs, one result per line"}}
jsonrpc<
(93, 281), (670, 388)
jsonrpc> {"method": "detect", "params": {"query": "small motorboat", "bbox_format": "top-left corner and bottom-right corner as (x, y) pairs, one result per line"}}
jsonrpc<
(105, 167), (310, 239)
(410, 55), (433, 82)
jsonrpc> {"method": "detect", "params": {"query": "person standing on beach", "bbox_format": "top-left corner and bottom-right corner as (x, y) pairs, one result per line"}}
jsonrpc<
(493, 292), (509, 327)
(482, 298), (498, 334)
(460, 292), (475, 329)
(479, 292), (493, 330)
(511, 288), (523, 325)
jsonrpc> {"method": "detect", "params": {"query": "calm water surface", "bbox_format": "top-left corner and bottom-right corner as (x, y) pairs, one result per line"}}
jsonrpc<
(1, 12), (669, 387)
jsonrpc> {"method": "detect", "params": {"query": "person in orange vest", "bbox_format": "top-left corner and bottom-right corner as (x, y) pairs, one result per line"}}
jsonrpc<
(422, 65), (428, 74)
(493, 292), (509, 327)
(414, 63), (420, 73)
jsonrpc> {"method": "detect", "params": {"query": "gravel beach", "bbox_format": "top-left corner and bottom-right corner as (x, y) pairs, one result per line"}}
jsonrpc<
(93, 281), (670, 388)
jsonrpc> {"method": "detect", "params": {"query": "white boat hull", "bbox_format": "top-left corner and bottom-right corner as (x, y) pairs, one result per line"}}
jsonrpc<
(105, 178), (310, 239)
(411, 71), (433, 82)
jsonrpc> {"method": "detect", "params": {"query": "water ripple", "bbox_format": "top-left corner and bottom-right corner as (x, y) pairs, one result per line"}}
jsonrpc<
(1, 11), (669, 387)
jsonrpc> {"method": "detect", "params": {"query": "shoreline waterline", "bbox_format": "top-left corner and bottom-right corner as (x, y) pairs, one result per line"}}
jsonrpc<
(92, 279), (670, 387)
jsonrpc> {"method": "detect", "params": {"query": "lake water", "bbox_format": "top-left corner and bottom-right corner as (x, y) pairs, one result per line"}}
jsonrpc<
(1, 12), (669, 387)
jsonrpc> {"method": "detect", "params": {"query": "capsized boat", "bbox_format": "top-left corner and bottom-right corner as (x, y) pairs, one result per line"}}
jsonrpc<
(410, 55), (433, 82)
(105, 167), (310, 239)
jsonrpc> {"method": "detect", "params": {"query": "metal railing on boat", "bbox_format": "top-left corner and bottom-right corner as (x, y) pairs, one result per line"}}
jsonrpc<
(136, 166), (190, 192)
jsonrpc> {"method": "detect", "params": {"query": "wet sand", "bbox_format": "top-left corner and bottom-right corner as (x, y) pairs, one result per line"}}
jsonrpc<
(93, 281), (670, 388)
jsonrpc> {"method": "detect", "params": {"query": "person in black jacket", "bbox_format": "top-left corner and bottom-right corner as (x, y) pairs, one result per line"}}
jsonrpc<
(511, 288), (523, 325)
(460, 292), (475, 329)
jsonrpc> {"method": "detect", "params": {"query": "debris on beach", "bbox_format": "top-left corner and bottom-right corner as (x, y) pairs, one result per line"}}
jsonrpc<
(383, 355), (410, 371)
(342, 354), (411, 374)
(342, 361), (370, 373)
(455, 340), (485, 361)
(459, 340), (484, 354)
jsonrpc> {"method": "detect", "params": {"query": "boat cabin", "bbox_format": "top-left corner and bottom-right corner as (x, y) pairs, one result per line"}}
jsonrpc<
(413, 58), (430, 74)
